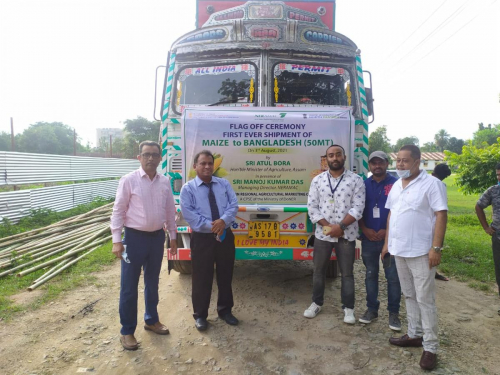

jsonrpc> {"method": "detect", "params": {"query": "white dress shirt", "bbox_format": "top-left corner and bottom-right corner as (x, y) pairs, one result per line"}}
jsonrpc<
(385, 170), (448, 257)
(307, 169), (365, 242)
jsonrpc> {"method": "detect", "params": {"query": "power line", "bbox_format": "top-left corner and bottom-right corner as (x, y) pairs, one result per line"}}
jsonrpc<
(407, 0), (498, 70)
(383, 0), (449, 62)
(385, 0), (497, 84)
(387, 0), (471, 73)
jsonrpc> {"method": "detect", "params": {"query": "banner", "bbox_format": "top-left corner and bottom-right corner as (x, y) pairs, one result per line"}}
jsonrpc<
(183, 108), (353, 205)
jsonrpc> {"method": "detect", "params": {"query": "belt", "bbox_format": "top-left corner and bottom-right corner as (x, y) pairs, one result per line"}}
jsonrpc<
(192, 228), (232, 235)
(125, 227), (163, 236)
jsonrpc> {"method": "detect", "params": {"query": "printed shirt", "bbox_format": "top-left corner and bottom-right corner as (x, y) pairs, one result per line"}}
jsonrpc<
(360, 174), (397, 239)
(180, 176), (239, 233)
(477, 185), (500, 237)
(110, 167), (177, 243)
(385, 170), (448, 257)
(307, 169), (365, 242)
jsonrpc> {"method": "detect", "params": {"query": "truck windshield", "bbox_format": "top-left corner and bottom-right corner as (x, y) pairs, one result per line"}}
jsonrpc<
(174, 63), (257, 113)
(272, 63), (352, 107)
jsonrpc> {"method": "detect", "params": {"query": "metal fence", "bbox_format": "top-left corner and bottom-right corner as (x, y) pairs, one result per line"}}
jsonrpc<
(0, 180), (120, 223)
(0, 151), (140, 185)
(0, 152), (143, 223)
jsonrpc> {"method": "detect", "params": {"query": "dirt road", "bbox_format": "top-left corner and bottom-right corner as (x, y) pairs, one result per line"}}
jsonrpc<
(0, 259), (499, 375)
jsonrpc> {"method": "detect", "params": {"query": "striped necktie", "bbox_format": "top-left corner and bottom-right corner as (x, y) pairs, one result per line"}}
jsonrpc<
(205, 182), (220, 221)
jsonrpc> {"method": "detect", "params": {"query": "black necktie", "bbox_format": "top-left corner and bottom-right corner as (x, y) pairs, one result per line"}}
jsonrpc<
(205, 182), (220, 221)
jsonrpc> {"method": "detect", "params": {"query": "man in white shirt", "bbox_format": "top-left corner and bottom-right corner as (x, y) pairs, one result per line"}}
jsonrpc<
(304, 145), (365, 324)
(381, 145), (448, 371)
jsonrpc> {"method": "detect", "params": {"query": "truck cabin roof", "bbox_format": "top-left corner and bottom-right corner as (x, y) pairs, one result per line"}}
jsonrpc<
(171, 1), (358, 58)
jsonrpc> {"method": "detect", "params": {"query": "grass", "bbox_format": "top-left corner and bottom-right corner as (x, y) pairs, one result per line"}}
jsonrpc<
(0, 198), (116, 320)
(440, 175), (497, 292)
(0, 242), (115, 321)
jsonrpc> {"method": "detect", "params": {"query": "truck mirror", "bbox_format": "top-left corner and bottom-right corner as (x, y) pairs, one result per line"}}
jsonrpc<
(365, 87), (374, 117)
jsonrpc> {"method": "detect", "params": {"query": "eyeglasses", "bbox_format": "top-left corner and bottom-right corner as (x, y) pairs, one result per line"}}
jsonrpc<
(141, 153), (161, 159)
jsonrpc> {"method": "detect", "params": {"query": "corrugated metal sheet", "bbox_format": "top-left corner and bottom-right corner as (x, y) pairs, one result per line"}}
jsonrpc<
(0, 152), (142, 185)
(0, 180), (120, 223)
(0, 190), (31, 222)
(388, 152), (445, 161)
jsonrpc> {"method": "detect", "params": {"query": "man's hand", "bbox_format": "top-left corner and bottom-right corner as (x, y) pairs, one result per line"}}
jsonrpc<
(485, 226), (496, 236)
(428, 248), (442, 268)
(375, 229), (386, 242)
(211, 219), (226, 236)
(327, 224), (344, 238)
(112, 242), (124, 259)
(380, 244), (389, 260)
(362, 227), (378, 241)
(169, 239), (178, 256)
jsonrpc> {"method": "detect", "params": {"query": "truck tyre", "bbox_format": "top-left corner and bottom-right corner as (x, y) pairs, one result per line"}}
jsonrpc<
(326, 259), (338, 278)
(167, 236), (192, 274)
(171, 260), (192, 274)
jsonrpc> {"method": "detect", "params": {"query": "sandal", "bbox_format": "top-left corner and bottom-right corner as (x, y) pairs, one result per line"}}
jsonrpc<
(435, 272), (449, 281)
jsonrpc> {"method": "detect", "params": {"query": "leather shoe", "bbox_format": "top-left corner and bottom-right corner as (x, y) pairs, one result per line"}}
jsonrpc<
(220, 313), (239, 326)
(389, 334), (423, 347)
(420, 351), (437, 370)
(144, 321), (170, 335)
(120, 334), (139, 351)
(195, 318), (208, 331)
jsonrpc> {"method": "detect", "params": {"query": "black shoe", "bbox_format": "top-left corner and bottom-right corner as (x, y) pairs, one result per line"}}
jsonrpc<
(195, 318), (208, 331)
(220, 313), (239, 326)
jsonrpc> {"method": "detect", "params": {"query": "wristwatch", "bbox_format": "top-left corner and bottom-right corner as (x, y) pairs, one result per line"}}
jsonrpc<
(339, 222), (348, 231)
(432, 246), (443, 253)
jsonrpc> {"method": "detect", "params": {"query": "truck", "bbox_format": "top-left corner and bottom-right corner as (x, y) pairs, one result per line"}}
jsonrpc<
(158, 0), (374, 276)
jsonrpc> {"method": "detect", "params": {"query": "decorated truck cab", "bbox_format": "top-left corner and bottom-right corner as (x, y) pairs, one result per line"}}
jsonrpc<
(160, 1), (373, 276)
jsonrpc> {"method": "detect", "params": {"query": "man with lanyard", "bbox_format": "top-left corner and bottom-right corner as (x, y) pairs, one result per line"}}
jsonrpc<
(382, 145), (447, 371)
(180, 150), (239, 331)
(304, 144), (365, 324)
(358, 151), (401, 331)
(475, 162), (500, 313)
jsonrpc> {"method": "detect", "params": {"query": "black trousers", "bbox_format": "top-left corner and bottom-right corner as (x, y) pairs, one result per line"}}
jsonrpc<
(492, 235), (500, 295)
(191, 229), (235, 319)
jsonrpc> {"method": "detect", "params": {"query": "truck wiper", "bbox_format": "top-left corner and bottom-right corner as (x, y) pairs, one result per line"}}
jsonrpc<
(208, 97), (244, 106)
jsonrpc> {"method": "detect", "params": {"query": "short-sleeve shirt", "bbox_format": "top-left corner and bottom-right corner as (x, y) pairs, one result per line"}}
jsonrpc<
(477, 185), (500, 236)
(307, 169), (365, 242)
(361, 174), (397, 239)
(385, 170), (448, 257)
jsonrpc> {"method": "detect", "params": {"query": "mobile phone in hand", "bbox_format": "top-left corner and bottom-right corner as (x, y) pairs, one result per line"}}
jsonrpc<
(382, 252), (391, 269)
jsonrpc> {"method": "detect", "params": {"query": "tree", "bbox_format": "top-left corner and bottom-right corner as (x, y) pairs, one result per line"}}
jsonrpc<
(434, 129), (450, 152)
(445, 141), (500, 195)
(472, 124), (500, 148)
(16, 122), (85, 155)
(368, 126), (391, 154)
(446, 137), (465, 154)
(421, 142), (439, 152)
(0, 132), (11, 151)
(123, 116), (161, 142)
(392, 136), (419, 152)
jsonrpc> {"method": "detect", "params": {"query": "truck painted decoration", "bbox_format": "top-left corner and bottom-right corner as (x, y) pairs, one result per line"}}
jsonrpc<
(183, 108), (353, 205)
(162, 1), (371, 273)
(196, 1), (336, 30)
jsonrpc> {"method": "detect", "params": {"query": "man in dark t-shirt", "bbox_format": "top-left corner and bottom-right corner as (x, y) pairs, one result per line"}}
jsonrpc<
(359, 151), (401, 331)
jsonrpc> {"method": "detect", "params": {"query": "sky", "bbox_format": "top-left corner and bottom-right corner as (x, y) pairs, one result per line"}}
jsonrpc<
(0, 0), (498, 147)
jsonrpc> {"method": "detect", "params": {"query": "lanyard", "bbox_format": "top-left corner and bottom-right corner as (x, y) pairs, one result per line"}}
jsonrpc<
(327, 173), (345, 197)
(372, 182), (384, 207)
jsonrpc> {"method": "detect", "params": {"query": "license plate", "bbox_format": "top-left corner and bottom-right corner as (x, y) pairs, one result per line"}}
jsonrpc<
(248, 221), (280, 239)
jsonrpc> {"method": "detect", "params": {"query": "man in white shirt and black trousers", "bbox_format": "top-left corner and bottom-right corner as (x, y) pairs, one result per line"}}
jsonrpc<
(304, 144), (365, 324)
(381, 145), (448, 371)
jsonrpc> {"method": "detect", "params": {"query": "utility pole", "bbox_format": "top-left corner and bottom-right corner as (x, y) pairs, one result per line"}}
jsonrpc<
(10, 117), (15, 151)
(110, 134), (113, 158)
(73, 129), (77, 156)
